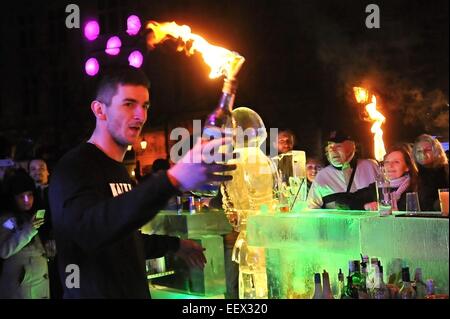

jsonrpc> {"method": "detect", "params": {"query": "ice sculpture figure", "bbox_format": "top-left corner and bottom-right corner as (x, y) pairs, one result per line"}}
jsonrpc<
(221, 107), (277, 299)
(272, 150), (308, 211)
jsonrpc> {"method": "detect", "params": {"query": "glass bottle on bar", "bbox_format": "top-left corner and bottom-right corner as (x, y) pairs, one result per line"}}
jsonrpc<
(413, 268), (427, 299)
(399, 267), (416, 299)
(344, 275), (358, 299)
(358, 255), (370, 299)
(387, 258), (402, 298)
(346, 261), (362, 299)
(337, 268), (348, 299)
(312, 273), (323, 299)
(366, 257), (379, 296)
(191, 78), (237, 198)
(425, 279), (436, 299)
(322, 270), (334, 299)
(349, 260), (363, 289)
(373, 265), (390, 299)
(360, 256), (369, 291)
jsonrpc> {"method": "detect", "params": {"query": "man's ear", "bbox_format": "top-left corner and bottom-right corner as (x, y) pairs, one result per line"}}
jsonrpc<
(91, 101), (107, 120)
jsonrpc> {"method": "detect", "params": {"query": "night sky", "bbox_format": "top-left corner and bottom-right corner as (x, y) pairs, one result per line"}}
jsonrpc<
(0, 0), (448, 162)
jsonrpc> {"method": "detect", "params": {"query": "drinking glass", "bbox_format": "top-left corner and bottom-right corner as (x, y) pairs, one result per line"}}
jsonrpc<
(405, 192), (421, 214)
(438, 188), (449, 217)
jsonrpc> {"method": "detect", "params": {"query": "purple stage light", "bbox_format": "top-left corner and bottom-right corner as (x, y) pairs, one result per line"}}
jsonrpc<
(84, 21), (100, 41)
(126, 15), (141, 36)
(128, 50), (144, 68)
(105, 36), (122, 55)
(85, 58), (99, 76)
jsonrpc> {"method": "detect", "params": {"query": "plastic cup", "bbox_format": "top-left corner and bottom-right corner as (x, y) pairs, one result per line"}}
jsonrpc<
(405, 192), (420, 214)
(438, 188), (449, 217)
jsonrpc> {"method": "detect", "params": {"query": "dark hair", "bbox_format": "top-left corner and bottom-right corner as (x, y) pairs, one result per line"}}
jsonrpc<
(27, 158), (47, 172)
(2, 168), (36, 213)
(95, 67), (150, 106)
(385, 143), (419, 192)
(306, 156), (324, 166)
(151, 158), (170, 173)
(278, 129), (296, 145)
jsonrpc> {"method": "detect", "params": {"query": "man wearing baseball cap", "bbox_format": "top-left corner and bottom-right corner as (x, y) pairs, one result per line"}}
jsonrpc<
(307, 129), (379, 209)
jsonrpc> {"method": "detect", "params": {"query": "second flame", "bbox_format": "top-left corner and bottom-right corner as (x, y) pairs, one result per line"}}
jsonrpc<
(353, 87), (387, 162)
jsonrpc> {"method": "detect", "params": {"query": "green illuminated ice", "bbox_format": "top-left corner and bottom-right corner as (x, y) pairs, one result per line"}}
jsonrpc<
(142, 210), (231, 296)
(247, 210), (449, 298)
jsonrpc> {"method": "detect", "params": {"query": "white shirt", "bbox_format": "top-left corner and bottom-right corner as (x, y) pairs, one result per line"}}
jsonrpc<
(307, 159), (379, 209)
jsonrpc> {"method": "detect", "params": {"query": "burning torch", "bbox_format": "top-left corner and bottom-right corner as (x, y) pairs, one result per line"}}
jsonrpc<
(146, 21), (245, 123)
(146, 21), (245, 196)
(353, 87), (387, 162)
(354, 87), (391, 214)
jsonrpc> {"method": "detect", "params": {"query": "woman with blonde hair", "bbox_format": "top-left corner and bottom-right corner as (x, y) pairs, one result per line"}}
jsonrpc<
(413, 134), (449, 211)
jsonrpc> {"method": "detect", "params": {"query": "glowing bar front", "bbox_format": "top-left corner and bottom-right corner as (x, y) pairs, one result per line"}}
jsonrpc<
(142, 210), (232, 297)
(247, 210), (449, 298)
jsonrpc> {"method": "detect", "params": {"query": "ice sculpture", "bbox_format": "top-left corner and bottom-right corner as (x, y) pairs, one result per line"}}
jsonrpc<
(221, 107), (277, 299)
(272, 150), (308, 211)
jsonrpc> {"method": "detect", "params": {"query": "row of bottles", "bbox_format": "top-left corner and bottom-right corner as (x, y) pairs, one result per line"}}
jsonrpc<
(312, 256), (442, 299)
(312, 271), (334, 299)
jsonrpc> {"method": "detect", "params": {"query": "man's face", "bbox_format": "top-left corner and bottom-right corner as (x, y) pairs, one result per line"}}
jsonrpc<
(29, 159), (49, 185)
(414, 141), (434, 166)
(277, 132), (294, 154)
(15, 191), (34, 212)
(326, 140), (356, 168)
(384, 151), (409, 180)
(104, 84), (150, 147)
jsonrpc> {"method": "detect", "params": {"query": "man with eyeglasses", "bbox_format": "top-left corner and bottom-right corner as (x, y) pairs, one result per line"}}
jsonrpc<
(307, 130), (379, 210)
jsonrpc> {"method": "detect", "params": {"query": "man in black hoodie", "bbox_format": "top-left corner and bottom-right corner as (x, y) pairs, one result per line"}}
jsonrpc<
(49, 67), (235, 298)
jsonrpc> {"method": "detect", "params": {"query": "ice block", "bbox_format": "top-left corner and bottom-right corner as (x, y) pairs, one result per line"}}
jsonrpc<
(247, 210), (449, 298)
(141, 210), (232, 237)
(142, 210), (232, 297)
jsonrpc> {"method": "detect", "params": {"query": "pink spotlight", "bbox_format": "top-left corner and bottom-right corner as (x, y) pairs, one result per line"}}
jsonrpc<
(128, 50), (144, 68)
(85, 58), (99, 76)
(105, 36), (122, 56)
(84, 21), (100, 41)
(126, 15), (141, 36)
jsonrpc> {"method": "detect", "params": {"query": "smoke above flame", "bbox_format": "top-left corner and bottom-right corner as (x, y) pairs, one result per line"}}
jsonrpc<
(353, 87), (387, 162)
(146, 21), (245, 80)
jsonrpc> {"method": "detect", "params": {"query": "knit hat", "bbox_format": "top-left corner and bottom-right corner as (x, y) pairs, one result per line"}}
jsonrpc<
(7, 169), (36, 196)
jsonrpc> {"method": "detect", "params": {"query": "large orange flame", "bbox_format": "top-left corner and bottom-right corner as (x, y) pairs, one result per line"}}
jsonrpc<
(146, 21), (245, 80)
(353, 87), (387, 162)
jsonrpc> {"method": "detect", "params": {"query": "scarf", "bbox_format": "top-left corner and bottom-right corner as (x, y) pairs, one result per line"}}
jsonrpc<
(389, 174), (410, 210)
